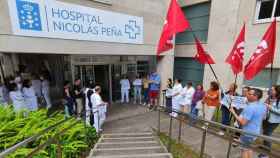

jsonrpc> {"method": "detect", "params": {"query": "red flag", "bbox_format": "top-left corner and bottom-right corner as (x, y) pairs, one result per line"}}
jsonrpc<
(157, 0), (190, 55)
(226, 24), (245, 75)
(194, 38), (215, 64)
(244, 19), (277, 80)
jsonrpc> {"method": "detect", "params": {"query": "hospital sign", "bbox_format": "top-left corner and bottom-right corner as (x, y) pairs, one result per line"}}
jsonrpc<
(8, 0), (144, 44)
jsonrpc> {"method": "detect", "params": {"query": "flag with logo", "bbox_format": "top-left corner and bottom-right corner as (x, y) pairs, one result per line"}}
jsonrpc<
(194, 37), (215, 64)
(226, 24), (245, 75)
(244, 19), (276, 80)
(157, 0), (190, 55)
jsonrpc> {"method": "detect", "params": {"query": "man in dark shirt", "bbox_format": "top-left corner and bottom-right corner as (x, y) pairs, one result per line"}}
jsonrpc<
(73, 79), (83, 119)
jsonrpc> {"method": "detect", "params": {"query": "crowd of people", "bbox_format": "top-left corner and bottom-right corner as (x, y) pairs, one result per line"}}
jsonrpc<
(119, 70), (161, 109)
(163, 79), (279, 158)
(63, 79), (107, 132)
(0, 73), (51, 112)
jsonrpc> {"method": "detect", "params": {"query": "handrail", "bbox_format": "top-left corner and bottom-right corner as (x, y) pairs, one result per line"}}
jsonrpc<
(156, 105), (280, 158)
(0, 110), (100, 158)
(0, 117), (72, 158)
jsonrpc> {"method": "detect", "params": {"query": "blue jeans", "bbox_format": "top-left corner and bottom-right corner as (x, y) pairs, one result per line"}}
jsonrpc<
(143, 88), (149, 104)
(263, 120), (279, 149)
(134, 86), (142, 103)
(221, 105), (231, 126)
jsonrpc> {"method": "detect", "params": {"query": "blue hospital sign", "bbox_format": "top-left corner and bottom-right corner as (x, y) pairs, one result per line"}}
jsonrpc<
(16, 0), (42, 31)
(8, 0), (144, 44)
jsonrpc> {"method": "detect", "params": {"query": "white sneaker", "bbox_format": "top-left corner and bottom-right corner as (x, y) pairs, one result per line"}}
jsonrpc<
(218, 131), (224, 136)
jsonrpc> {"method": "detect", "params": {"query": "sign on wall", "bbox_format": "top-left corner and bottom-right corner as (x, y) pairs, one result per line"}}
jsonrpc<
(8, 0), (144, 44)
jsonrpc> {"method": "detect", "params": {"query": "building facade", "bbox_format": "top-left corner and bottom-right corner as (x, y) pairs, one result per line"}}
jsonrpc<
(0, 0), (172, 103)
(0, 0), (279, 103)
(176, 0), (280, 91)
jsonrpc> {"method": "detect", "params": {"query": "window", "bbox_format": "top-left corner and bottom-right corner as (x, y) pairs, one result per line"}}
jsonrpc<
(243, 68), (280, 88)
(176, 2), (211, 44)
(256, 0), (280, 22)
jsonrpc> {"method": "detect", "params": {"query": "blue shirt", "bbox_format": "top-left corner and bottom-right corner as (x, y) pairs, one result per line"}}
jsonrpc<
(241, 101), (266, 138)
(149, 73), (160, 91)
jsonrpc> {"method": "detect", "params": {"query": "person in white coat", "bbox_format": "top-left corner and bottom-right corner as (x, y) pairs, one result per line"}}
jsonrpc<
(9, 83), (26, 112)
(92, 85), (107, 132)
(40, 75), (52, 109)
(0, 81), (9, 106)
(171, 79), (183, 117)
(179, 82), (195, 113)
(120, 75), (130, 103)
(22, 79), (38, 111)
(133, 75), (142, 104)
(31, 74), (42, 98)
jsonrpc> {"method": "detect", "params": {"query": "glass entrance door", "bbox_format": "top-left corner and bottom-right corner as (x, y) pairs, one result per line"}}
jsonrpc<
(74, 65), (95, 87)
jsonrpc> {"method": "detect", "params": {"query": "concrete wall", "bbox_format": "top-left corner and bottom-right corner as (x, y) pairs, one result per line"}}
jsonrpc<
(0, 0), (169, 55)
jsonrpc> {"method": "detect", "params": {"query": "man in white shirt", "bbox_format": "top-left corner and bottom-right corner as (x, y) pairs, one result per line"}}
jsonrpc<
(133, 75), (142, 104)
(120, 75), (130, 103)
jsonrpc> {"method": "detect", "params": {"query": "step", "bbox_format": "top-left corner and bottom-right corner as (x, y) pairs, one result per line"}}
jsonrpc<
(103, 132), (153, 138)
(92, 153), (173, 158)
(101, 137), (154, 143)
(96, 141), (159, 148)
(92, 146), (165, 156)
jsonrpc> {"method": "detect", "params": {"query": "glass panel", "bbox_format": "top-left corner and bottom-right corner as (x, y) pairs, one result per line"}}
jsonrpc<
(258, 0), (275, 20)
(274, 0), (280, 17)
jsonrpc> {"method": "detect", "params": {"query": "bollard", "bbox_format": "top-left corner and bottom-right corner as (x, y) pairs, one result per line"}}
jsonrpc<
(200, 126), (207, 158)
(178, 118), (182, 143)
(168, 116), (173, 152)
(158, 109), (161, 135)
(226, 133), (233, 158)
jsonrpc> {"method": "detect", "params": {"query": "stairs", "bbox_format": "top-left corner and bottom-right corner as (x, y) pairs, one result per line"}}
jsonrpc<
(88, 132), (173, 158)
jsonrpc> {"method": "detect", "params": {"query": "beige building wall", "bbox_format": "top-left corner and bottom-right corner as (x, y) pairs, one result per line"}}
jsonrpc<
(175, 0), (280, 91)
(0, 0), (169, 55)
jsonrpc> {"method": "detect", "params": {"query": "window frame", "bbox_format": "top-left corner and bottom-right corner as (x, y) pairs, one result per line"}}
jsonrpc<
(255, 0), (280, 24)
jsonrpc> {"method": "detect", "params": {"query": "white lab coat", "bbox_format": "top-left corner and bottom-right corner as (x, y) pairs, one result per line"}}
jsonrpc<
(179, 86), (195, 106)
(172, 83), (183, 114)
(120, 79), (130, 103)
(32, 79), (42, 97)
(9, 90), (25, 112)
(42, 80), (51, 108)
(0, 86), (8, 106)
(92, 93), (107, 132)
(23, 87), (38, 111)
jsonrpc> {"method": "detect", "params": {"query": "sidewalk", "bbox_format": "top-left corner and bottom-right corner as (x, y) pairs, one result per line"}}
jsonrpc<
(103, 104), (258, 158)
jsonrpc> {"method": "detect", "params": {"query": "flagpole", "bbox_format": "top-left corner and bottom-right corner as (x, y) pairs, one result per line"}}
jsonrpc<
(189, 28), (221, 85)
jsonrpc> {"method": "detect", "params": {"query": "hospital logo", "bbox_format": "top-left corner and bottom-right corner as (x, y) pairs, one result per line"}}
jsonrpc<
(16, 0), (42, 31)
(125, 20), (140, 39)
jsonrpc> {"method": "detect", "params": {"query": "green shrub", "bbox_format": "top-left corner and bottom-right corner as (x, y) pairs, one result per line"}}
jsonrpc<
(0, 105), (98, 158)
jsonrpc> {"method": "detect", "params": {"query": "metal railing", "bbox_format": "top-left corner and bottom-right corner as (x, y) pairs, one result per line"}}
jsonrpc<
(0, 110), (100, 158)
(156, 106), (280, 158)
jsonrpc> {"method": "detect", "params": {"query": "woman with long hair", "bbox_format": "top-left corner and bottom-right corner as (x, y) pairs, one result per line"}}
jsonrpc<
(171, 79), (183, 117)
(259, 85), (280, 158)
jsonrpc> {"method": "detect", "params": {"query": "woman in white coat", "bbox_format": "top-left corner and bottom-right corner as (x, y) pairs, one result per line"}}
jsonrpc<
(23, 79), (38, 111)
(92, 85), (107, 132)
(171, 79), (183, 117)
(179, 82), (195, 113)
(40, 75), (52, 109)
(9, 83), (26, 112)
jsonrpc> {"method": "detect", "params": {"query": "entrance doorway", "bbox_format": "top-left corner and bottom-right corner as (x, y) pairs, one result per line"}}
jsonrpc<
(94, 65), (110, 102)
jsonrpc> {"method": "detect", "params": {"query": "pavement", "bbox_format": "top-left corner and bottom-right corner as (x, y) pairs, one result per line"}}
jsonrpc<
(102, 103), (260, 158)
